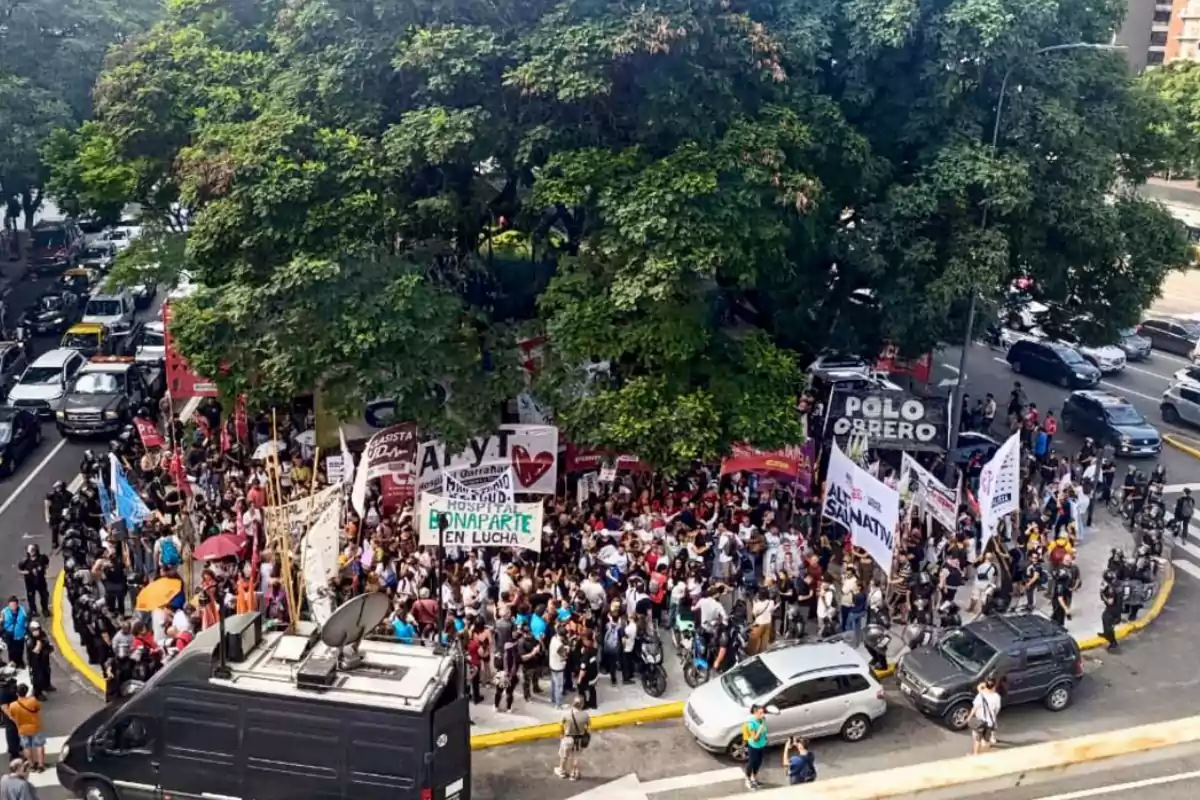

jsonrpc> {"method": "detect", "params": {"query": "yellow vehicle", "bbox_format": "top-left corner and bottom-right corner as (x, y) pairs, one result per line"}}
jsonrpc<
(59, 266), (98, 296)
(60, 323), (109, 358)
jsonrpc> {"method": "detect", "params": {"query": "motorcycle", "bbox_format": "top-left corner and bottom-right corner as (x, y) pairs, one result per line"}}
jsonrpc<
(682, 626), (711, 689)
(639, 631), (668, 698)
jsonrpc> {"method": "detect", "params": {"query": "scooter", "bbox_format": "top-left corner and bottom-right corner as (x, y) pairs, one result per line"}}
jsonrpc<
(639, 631), (668, 698)
(682, 627), (711, 689)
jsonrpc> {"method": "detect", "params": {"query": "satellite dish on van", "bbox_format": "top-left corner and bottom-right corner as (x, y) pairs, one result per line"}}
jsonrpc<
(319, 592), (389, 670)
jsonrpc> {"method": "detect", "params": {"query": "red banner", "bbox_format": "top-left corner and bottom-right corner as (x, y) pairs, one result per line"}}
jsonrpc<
(133, 417), (164, 449)
(564, 443), (647, 473)
(234, 396), (249, 444)
(220, 425), (232, 453)
(379, 473), (414, 514)
(168, 448), (192, 496)
(720, 442), (811, 480)
(163, 302), (218, 398)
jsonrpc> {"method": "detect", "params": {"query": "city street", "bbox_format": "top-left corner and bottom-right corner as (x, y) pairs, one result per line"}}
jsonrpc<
(468, 571), (1200, 800)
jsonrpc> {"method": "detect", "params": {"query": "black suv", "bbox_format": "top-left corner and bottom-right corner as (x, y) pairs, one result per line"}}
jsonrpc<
(1062, 390), (1162, 458)
(1006, 339), (1100, 389)
(896, 615), (1083, 730)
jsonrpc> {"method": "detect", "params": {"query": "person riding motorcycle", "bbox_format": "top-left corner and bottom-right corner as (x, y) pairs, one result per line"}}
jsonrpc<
(1149, 463), (1167, 489)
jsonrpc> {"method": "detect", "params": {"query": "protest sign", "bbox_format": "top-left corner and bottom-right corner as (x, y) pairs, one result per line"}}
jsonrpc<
(351, 422), (418, 515)
(133, 417), (164, 449)
(301, 489), (343, 625)
(417, 495), (543, 553)
(821, 443), (899, 573)
(898, 453), (960, 530)
(826, 389), (949, 452)
(416, 424), (558, 495)
(979, 432), (1021, 546)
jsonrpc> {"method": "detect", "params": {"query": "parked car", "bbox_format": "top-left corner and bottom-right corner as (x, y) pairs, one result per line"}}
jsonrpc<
(897, 614), (1083, 731)
(1118, 327), (1153, 361)
(1162, 381), (1200, 428)
(0, 408), (43, 477)
(28, 220), (84, 275)
(1061, 390), (1162, 457)
(1051, 333), (1126, 374)
(103, 225), (140, 252)
(77, 219), (112, 246)
(683, 642), (887, 761)
(949, 431), (1000, 466)
(1005, 339), (1100, 388)
(6, 348), (86, 418)
(1138, 317), (1200, 358)
(134, 321), (165, 367)
(0, 343), (29, 401)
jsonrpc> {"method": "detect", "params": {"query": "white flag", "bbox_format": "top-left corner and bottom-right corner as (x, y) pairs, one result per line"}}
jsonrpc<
(978, 433), (1021, 547)
(821, 443), (899, 574)
(339, 426), (355, 488)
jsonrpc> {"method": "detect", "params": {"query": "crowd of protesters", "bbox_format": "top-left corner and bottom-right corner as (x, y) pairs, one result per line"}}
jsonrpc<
(46, 377), (1167, 752)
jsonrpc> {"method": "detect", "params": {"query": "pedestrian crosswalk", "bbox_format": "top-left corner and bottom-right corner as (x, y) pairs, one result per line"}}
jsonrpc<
(1157, 488), (1200, 582)
(23, 734), (65, 788)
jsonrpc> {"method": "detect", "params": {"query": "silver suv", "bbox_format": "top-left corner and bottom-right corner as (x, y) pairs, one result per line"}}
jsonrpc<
(1162, 381), (1200, 428)
(682, 642), (887, 761)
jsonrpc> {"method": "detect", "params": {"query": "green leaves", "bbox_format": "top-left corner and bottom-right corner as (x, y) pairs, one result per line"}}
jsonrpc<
(42, 0), (1188, 470)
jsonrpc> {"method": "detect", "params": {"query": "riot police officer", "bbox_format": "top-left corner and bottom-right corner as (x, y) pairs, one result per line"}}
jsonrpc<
(17, 545), (49, 617)
(44, 481), (70, 550)
(1100, 572), (1121, 651)
(863, 597), (891, 672)
(1050, 565), (1074, 627)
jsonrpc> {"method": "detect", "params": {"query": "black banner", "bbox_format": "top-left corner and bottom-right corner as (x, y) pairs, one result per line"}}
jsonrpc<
(825, 388), (949, 452)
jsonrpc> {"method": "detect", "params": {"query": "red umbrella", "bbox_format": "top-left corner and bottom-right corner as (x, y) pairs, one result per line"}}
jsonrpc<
(193, 533), (247, 562)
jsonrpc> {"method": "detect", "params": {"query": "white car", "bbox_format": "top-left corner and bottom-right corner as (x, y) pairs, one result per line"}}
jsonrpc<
(136, 321), (166, 366)
(104, 225), (141, 252)
(683, 642), (887, 760)
(6, 349), (86, 418)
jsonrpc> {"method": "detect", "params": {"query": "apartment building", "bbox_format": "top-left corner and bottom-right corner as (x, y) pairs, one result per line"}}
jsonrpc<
(1116, 0), (1200, 70)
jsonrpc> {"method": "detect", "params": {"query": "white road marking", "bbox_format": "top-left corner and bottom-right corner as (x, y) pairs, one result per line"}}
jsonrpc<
(640, 768), (745, 794)
(941, 363), (960, 373)
(1030, 767), (1200, 799)
(23, 735), (67, 788)
(1120, 363), (1172, 382)
(1173, 558), (1200, 583)
(0, 438), (67, 519)
(1173, 537), (1200, 563)
(1098, 381), (1160, 403)
(1163, 483), (1200, 493)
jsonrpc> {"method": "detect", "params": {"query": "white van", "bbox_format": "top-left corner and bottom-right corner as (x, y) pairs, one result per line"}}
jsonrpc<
(82, 290), (136, 332)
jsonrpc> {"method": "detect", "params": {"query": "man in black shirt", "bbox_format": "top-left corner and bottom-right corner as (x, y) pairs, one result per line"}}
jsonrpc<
(1017, 552), (1045, 612)
(44, 481), (70, 550)
(1100, 579), (1120, 651)
(1174, 488), (1195, 541)
(17, 545), (49, 617)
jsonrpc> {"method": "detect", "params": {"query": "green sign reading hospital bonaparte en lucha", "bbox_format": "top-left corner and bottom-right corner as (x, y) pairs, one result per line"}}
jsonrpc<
(417, 495), (544, 553)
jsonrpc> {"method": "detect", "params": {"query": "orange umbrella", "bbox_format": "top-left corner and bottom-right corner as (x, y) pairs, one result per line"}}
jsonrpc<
(136, 577), (184, 611)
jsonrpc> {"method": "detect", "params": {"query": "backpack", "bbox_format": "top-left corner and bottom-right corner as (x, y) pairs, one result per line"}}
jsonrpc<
(159, 538), (182, 567)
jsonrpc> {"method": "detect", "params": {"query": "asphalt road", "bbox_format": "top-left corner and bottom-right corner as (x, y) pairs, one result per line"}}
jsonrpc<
(935, 340), (1198, 481)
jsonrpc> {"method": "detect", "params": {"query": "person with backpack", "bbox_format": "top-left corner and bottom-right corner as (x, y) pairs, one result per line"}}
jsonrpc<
(742, 704), (769, 790)
(1174, 488), (1195, 541)
(555, 694), (590, 781)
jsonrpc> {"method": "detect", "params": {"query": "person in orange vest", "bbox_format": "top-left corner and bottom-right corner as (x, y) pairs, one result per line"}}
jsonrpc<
(235, 575), (257, 615)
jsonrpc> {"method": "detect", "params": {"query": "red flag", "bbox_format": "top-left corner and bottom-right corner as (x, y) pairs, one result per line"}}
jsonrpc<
(234, 397), (249, 444)
(193, 412), (212, 442)
(169, 449), (192, 496)
(220, 424), (232, 453)
(133, 417), (165, 449)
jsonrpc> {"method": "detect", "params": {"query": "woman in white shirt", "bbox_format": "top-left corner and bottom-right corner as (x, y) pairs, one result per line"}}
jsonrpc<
(747, 587), (777, 655)
(967, 679), (1002, 755)
(762, 527), (783, 578)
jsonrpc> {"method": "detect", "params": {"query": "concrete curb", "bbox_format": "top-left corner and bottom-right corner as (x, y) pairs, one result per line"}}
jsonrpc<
(1164, 432), (1200, 460)
(49, 563), (1175, 750)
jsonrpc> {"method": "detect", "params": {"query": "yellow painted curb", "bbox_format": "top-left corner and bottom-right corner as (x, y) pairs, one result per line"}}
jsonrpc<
(51, 570), (105, 691)
(470, 700), (685, 750)
(1164, 432), (1200, 460)
(50, 564), (1172, 750)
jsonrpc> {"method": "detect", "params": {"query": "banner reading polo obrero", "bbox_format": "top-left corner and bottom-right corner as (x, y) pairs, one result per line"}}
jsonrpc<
(350, 422), (418, 516)
(821, 443), (899, 574)
(978, 432), (1021, 547)
(416, 424), (558, 495)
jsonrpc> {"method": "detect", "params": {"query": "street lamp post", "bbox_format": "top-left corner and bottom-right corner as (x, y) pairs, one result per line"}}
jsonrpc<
(945, 42), (1125, 478)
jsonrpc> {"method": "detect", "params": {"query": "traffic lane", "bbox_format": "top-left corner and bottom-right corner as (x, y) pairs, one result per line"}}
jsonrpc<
(936, 344), (1195, 479)
(471, 574), (1200, 800)
(997, 750), (1200, 800)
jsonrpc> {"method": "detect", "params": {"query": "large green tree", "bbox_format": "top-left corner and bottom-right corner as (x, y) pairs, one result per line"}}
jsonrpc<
(0, 0), (161, 223)
(51, 0), (1190, 469)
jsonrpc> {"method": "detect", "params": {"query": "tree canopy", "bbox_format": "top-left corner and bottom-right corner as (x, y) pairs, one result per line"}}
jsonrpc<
(50, 0), (1191, 469)
(0, 0), (162, 221)
(1143, 60), (1200, 175)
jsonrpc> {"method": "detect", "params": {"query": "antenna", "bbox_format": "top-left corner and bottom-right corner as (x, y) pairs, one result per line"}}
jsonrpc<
(320, 592), (390, 670)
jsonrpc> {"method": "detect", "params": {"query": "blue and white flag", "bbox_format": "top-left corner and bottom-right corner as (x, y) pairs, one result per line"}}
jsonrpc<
(97, 477), (114, 523)
(110, 453), (151, 528)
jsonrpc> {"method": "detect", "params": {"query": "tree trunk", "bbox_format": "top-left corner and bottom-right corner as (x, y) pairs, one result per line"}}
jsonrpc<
(20, 188), (42, 230)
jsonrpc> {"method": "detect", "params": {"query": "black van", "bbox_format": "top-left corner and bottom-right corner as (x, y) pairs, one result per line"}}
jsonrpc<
(56, 612), (471, 800)
(1006, 339), (1101, 389)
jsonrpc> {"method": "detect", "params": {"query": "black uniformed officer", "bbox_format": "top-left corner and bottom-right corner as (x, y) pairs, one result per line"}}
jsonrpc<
(43, 480), (70, 550)
(17, 545), (49, 617)
(1100, 573), (1121, 651)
